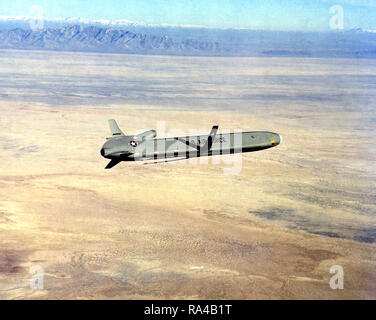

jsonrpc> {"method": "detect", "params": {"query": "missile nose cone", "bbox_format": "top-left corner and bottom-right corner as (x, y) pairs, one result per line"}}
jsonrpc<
(279, 134), (283, 145)
(270, 133), (282, 146)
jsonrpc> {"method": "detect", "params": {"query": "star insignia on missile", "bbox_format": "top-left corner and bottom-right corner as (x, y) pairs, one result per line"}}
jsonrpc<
(129, 141), (138, 147)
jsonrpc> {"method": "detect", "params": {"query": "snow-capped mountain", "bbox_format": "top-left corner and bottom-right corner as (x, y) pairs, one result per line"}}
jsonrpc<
(0, 15), (213, 30)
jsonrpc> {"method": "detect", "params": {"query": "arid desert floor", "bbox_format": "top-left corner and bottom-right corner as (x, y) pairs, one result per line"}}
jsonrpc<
(0, 50), (375, 299)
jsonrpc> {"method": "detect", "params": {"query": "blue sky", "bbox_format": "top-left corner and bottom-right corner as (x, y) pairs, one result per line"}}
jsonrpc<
(0, 0), (375, 30)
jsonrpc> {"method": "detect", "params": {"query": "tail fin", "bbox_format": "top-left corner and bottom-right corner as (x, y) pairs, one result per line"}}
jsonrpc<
(108, 119), (124, 136)
(105, 159), (121, 169)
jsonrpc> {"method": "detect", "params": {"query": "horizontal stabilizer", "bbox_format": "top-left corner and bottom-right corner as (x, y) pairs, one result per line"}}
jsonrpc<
(108, 119), (124, 136)
(105, 159), (121, 169)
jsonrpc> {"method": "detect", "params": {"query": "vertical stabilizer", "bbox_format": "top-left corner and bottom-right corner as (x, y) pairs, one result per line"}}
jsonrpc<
(108, 119), (124, 136)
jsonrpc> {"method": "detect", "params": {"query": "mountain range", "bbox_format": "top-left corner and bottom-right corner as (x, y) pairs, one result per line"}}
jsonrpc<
(0, 17), (375, 58)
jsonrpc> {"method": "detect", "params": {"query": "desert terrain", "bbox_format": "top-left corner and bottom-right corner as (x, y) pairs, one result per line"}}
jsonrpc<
(0, 49), (375, 299)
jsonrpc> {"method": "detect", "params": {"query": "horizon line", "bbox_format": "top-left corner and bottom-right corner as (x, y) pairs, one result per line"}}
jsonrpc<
(0, 15), (372, 33)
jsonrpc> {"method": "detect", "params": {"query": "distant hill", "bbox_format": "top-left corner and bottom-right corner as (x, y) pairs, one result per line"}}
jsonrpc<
(0, 19), (375, 58)
(0, 25), (224, 56)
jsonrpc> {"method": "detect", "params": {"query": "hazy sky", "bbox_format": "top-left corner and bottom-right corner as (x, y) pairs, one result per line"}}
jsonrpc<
(0, 0), (375, 30)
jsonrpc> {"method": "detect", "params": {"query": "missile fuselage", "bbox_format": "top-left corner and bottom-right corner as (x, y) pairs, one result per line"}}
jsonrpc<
(101, 131), (282, 162)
